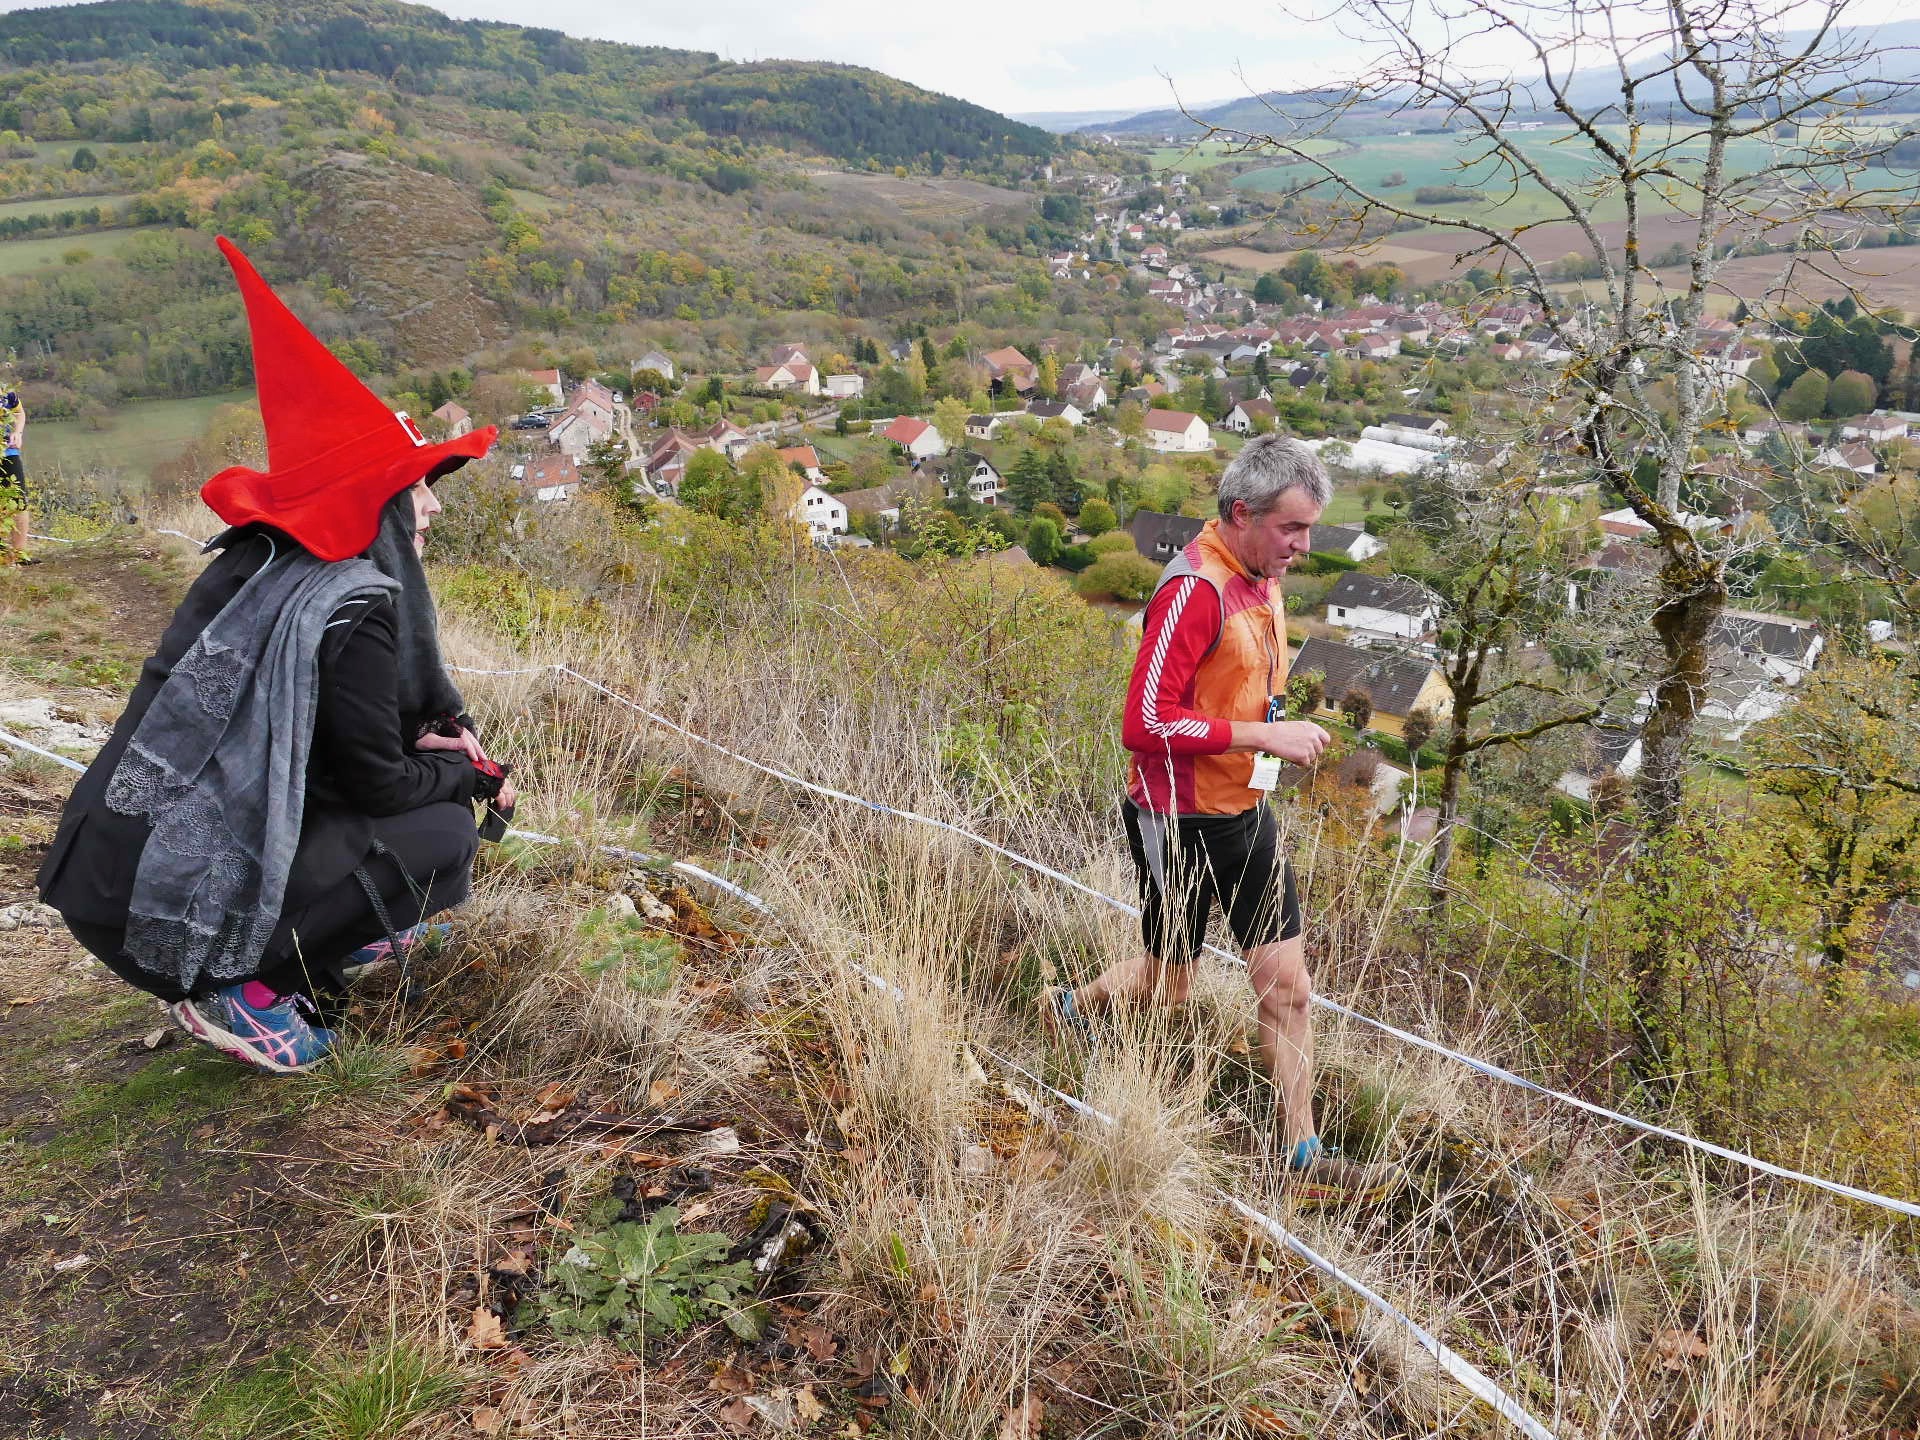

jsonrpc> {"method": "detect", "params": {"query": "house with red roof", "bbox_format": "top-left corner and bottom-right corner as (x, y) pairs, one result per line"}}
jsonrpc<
(1144, 408), (1211, 453)
(880, 415), (948, 461)
(777, 445), (825, 482)
(982, 346), (1037, 395)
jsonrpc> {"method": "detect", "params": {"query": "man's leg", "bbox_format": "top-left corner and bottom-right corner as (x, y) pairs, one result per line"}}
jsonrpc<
(1072, 947), (1193, 1012)
(1049, 802), (1206, 1032)
(1246, 933), (1315, 1146)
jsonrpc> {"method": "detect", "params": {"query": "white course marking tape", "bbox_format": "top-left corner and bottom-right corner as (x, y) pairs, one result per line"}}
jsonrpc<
(0, 728), (88, 771)
(448, 662), (1920, 1222)
(498, 818), (1558, 1439)
(27, 533), (76, 545)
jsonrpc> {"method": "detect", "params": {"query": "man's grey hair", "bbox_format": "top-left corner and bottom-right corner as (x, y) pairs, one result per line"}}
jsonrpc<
(1216, 433), (1333, 521)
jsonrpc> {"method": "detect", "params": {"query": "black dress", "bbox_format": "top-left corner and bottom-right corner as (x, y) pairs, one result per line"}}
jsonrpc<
(38, 528), (482, 1002)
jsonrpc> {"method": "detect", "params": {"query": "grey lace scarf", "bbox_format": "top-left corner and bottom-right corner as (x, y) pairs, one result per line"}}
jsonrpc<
(105, 537), (399, 993)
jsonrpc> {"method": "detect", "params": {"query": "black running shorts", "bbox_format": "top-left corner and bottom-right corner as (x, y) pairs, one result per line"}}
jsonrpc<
(0, 454), (24, 507)
(1122, 798), (1302, 965)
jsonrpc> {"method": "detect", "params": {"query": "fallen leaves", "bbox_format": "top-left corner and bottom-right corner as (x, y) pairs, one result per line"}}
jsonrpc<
(467, 1306), (509, 1350)
(996, 1392), (1043, 1440)
(470, 1406), (504, 1434)
(1653, 1328), (1710, 1369)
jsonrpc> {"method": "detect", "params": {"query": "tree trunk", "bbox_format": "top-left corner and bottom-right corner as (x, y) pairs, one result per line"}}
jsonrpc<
(1429, 725), (1471, 906)
(1627, 552), (1726, 1092)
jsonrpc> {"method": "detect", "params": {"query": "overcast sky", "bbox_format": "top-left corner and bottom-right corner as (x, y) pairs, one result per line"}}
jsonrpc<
(430, 0), (1334, 117)
(7, 0), (1912, 120)
(429, 0), (1918, 118)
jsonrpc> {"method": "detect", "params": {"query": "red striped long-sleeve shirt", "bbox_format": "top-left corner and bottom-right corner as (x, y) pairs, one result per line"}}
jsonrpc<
(1124, 573), (1233, 812)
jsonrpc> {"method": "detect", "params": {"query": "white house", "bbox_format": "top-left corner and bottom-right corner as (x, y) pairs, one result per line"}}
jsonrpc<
(793, 484), (849, 537)
(881, 415), (948, 461)
(1839, 413), (1908, 443)
(431, 400), (473, 438)
(928, 451), (1005, 506)
(1223, 398), (1278, 434)
(546, 379), (617, 459)
(519, 455), (581, 503)
(755, 360), (821, 396)
(965, 413), (1006, 442)
(1325, 572), (1440, 645)
(526, 367), (565, 408)
(1713, 608), (1824, 685)
(825, 373), (866, 400)
(1816, 441), (1878, 477)
(1144, 407), (1211, 452)
(1026, 400), (1085, 427)
(632, 349), (675, 382)
(777, 445), (826, 483)
(1309, 522), (1384, 562)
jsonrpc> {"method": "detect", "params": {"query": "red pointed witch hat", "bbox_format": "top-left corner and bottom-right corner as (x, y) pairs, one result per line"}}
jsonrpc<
(201, 237), (498, 562)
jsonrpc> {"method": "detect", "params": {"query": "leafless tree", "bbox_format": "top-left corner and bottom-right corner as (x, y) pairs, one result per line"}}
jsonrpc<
(1201, 0), (1916, 1076)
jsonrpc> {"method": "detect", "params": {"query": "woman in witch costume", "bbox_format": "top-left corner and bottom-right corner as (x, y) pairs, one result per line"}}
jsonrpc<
(38, 238), (516, 1074)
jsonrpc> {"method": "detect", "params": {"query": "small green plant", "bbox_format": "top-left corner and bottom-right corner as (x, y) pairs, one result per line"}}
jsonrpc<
(287, 1341), (460, 1440)
(541, 1204), (757, 1344)
(575, 908), (681, 994)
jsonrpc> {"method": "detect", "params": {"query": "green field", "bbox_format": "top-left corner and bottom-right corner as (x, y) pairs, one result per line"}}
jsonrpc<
(30, 391), (254, 481)
(1145, 138), (1344, 172)
(0, 192), (136, 222)
(1233, 126), (1783, 227)
(0, 225), (169, 277)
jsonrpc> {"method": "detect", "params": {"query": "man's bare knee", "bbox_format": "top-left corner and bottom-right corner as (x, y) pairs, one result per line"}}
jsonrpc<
(1248, 942), (1311, 1015)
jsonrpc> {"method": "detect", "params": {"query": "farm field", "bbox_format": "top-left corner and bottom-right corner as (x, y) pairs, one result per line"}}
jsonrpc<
(0, 192), (136, 222)
(1233, 126), (1784, 229)
(0, 224), (169, 277)
(1549, 246), (1920, 316)
(30, 390), (253, 481)
(1144, 137), (1343, 172)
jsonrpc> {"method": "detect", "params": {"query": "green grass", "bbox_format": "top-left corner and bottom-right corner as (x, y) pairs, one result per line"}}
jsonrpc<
(31, 390), (253, 477)
(1233, 125), (1785, 228)
(506, 186), (556, 215)
(192, 1342), (461, 1440)
(1318, 488), (1381, 525)
(0, 224), (169, 277)
(0, 192), (137, 222)
(1146, 138), (1343, 172)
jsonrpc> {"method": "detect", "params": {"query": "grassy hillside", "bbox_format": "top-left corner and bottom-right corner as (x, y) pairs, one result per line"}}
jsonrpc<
(0, 0), (1125, 454)
(5, 491), (1919, 1436)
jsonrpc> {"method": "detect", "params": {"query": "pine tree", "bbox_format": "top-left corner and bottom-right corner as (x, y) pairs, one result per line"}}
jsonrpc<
(1047, 448), (1080, 513)
(1006, 448), (1048, 513)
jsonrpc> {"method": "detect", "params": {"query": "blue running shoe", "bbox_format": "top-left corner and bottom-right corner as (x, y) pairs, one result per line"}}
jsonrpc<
(338, 921), (451, 982)
(176, 986), (336, 1074)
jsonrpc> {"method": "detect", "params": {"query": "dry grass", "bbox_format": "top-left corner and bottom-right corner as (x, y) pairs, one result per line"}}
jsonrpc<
(18, 474), (1919, 1434)
(412, 499), (1920, 1435)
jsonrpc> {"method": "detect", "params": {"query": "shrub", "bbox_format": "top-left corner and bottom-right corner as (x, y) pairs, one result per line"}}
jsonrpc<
(1057, 542), (1095, 572)
(1088, 531), (1136, 556)
(1076, 552), (1161, 601)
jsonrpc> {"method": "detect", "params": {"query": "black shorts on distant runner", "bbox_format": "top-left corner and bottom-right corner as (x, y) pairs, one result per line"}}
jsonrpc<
(1122, 798), (1301, 965)
(0, 454), (24, 508)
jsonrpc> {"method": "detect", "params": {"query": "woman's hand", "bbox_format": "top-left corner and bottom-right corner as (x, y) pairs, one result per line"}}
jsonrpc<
(416, 726), (487, 765)
(496, 777), (518, 812)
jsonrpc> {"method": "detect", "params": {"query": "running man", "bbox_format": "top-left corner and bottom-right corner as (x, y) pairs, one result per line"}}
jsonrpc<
(1052, 433), (1402, 1206)
(1, 385), (29, 565)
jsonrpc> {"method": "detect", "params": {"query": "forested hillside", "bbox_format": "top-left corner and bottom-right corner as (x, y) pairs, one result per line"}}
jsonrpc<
(0, 0), (1111, 430)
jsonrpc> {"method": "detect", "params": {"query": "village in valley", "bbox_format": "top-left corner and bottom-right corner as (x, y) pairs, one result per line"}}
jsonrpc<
(474, 184), (1911, 889)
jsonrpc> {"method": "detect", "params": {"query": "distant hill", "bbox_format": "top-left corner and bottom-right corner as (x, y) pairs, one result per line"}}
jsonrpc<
(0, 0), (1143, 453)
(0, 0), (1056, 168)
(1083, 19), (1920, 139)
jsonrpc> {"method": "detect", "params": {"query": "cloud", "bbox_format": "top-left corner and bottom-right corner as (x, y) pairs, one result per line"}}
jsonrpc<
(428, 0), (1347, 113)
